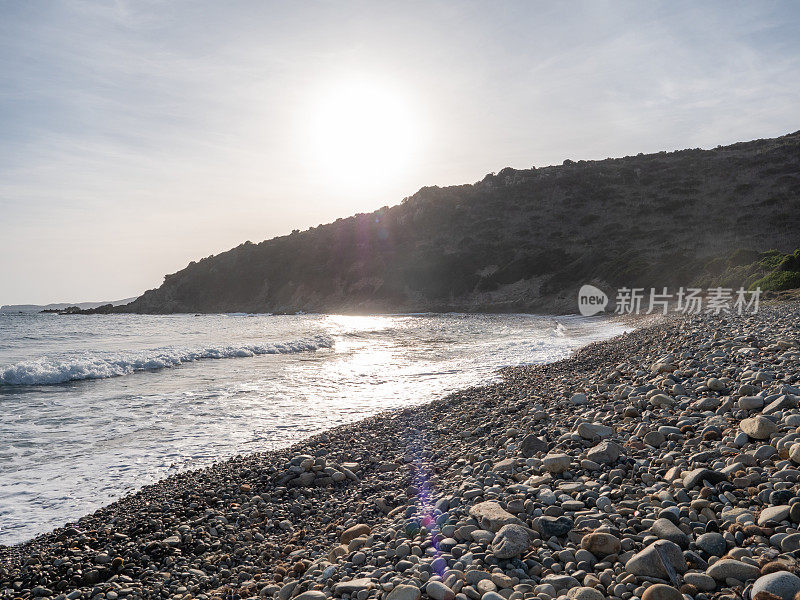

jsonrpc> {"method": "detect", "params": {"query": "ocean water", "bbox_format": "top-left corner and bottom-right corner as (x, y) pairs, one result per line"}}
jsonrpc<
(0, 312), (630, 545)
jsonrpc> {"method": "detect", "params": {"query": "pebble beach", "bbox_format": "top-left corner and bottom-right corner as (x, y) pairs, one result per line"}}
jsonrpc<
(3, 304), (800, 600)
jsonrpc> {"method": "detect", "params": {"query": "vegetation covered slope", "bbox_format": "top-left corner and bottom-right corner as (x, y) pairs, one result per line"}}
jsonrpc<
(697, 248), (800, 292)
(121, 131), (800, 314)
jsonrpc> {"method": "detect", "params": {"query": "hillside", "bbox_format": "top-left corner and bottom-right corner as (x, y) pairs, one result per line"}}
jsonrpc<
(120, 131), (800, 314)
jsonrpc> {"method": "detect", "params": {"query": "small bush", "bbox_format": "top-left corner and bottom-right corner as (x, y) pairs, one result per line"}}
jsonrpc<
(759, 249), (785, 270)
(778, 253), (800, 271)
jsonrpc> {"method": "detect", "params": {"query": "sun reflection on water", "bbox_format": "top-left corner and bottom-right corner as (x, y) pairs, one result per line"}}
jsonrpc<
(322, 314), (400, 333)
(321, 315), (413, 391)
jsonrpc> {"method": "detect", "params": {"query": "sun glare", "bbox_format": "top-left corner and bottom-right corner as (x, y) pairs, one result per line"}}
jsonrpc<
(306, 80), (419, 188)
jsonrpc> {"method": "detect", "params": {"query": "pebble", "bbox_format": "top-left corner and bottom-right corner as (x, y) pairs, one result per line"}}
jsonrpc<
(333, 578), (373, 594)
(758, 505), (790, 525)
(566, 587), (604, 600)
(641, 584), (683, 600)
(469, 501), (524, 532)
(643, 431), (666, 447)
(580, 531), (621, 556)
(542, 453), (571, 473)
(626, 540), (687, 578)
(683, 573), (716, 591)
(780, 532), (800, 552)
(586, 440), (622, 464)
(696, 531), (726, 556)
(341, 523), (371, 543)
(491, 524), (533, 558)
(740, 415), (778, 439)
(650, 517), (690, 548)
(426, 581), (455, 600)
(751, 571), (800, 600)
(386, 585), (422, 600)
(683, 467), (725, 489)
(520, 434), (548, 457)
(576, 422), (613, 440)
(295, 592), (328, 600)
(537, 515), (573, 538)
(706, 559), (760, 582)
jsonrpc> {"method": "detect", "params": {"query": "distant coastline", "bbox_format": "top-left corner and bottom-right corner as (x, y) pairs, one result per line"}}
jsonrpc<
(0, 297), (138, 314)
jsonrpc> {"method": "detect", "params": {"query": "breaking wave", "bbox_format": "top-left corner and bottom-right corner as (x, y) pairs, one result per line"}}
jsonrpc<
(0, 335), (334, 386)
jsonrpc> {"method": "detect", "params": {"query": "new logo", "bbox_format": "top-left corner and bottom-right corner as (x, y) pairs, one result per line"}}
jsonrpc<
(577, 284), (608, 316)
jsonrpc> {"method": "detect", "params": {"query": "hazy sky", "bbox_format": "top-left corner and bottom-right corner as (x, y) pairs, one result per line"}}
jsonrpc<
(1, 1), (799, 305)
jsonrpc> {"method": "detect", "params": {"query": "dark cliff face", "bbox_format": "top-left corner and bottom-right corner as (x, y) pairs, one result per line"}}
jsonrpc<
(120, 131), (800, 314)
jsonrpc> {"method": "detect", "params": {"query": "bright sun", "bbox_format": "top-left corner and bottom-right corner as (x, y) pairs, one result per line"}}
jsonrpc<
(306, 80), (418, 188)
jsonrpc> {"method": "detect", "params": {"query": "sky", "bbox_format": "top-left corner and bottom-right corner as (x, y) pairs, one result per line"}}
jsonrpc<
(1, 1), (799, 305)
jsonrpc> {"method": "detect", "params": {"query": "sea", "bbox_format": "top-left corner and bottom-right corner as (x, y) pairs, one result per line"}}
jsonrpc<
(0, 312), (630, 545)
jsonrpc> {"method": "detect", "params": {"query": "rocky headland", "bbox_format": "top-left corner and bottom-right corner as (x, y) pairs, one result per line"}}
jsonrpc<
(113, 131), (800, 315)
(3, 304), (800, 600)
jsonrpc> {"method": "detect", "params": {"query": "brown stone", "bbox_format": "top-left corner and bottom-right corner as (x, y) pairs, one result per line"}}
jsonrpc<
(340, 523), (371, 544)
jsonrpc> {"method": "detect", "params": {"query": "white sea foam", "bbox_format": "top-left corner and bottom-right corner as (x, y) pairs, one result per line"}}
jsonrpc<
(0, 334), (333, 386)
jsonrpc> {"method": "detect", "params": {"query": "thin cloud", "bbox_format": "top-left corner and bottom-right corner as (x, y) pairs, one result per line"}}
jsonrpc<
(1, 0), (799, 303)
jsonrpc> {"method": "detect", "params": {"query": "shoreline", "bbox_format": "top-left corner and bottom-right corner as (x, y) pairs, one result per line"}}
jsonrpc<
(0, 316), (654, 548)
(2, 304), (799, 600)
(0, 313), (636, 547)
(0, 312), (629, 546)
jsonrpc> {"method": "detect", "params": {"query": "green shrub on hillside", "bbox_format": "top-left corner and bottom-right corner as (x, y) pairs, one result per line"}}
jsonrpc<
(699, 248), (800, 291)
(759, 249), (786, 271)
(751, 269), (800, 291)
(777, 251), (800, 272)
